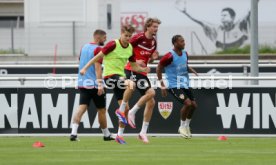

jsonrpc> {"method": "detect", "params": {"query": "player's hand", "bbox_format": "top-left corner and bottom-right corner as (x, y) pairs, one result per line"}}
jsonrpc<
(151, 50), (159, 60)
(144, 67), (151, 73)
(161, 88), (167, 97)
(80, 68), (87, 75)
(97, 86), (105, 96)
(136, 59), (146, 67)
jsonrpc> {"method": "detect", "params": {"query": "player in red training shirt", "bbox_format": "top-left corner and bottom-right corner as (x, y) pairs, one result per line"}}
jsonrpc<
(124, 18), (161, 143)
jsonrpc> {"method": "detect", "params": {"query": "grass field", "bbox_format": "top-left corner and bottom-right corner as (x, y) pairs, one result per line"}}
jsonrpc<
(0, 136), (276, 165)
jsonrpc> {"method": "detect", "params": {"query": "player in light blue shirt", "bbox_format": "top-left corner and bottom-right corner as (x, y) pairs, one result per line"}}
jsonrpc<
(157, 34), (198, 139)
(70, 29), (115, 142)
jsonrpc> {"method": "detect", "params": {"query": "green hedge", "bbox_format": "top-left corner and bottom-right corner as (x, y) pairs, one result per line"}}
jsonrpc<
(215, 45), (276, 55)
(0, 49), (24, 54)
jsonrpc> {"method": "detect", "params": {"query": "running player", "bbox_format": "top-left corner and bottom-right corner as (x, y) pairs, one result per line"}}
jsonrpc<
(80, 25), (150, 144)
(125, 18), (161, 143)
(156, 34), (198, 139)
(70, 29), (114, 141)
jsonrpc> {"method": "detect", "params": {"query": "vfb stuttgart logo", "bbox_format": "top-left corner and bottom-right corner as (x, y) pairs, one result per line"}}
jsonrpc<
(158, 102), (173, 119)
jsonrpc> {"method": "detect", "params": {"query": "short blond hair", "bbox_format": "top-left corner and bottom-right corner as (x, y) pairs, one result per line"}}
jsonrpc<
(144, 18), (161, 32)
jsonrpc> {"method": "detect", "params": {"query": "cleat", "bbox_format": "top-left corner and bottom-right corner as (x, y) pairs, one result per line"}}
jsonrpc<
(138, 134), (149, 144)
(115, 109), (128, 125)
(178, 127), (190, 139)
(187, 127), (192, 138)
(103, 134), (115, 141)
(70, 135), (80, 141)
(115, 135), (126, 144)
(128, 112), (136, 129)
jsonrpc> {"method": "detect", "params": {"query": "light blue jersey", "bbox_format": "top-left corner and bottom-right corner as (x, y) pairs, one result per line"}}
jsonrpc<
(78, 43), (99, 88)
(164, 50), (189, 89)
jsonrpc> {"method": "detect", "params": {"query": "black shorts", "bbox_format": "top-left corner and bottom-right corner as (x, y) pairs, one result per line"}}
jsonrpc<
(125, 69), (151, 95)
(79, 88), (106, 109)
(104, 74), (126, 101)
(168, 88), (195, 104)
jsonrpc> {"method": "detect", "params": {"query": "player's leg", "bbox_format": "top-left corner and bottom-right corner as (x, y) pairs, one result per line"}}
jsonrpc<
(112, 79), (132, 144)
(115, 99), (130, 144)
(185, 100), (197, 137)
(188, 101), (197, 119)
(92, 88), (115, 141)
(138, 96), (155, 144)
(70, 105), (87, 141)
(97, 107), (115, 141)
(115, 79), (136, 125)
(128, 88), (155, 128)
(104, 76), (128, 144)
(180, 88), (197, 138)
(137, 88), (155, 144)
(179, 98), (193, 138)
(128, 74), (155, 143)
(168, 88), (190, 138)
(70, 89), (90, 141)
(128, 74), (155, 129)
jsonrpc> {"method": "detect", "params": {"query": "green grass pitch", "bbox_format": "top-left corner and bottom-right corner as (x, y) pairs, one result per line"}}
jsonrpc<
(0, 136), (276, 165)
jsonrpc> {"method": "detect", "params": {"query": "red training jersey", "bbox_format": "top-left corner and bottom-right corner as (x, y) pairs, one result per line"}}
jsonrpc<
(125, 32), (157, 76)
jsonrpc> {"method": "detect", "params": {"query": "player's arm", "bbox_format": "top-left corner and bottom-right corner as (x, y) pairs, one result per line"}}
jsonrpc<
(189, 66), (198, 76)
(80, 51), (104, 75)
(80, 41), (115, 75)
(156, 62), (168, 97)
(128, 51), (150, 73)
(186, 52), (198, 76)
(95, 61), (104, 96)
(130, 62), (150, 73)
(148, 50), (159, 63)
(94, 47), (104, 93)
(156, 53), (173, 97)
(156, 62), (166, 89)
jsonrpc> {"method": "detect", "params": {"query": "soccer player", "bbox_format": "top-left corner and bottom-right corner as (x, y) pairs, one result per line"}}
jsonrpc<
(156, 35), (198, 139)
(80, 25), (150, 144)
(125, 18), (161, 143)
(70, 29), (114, 141)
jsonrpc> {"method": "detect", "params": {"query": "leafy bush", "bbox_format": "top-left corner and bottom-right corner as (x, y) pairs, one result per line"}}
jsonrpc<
(0, 49), (25, 54)
(215, 45), (276, 55)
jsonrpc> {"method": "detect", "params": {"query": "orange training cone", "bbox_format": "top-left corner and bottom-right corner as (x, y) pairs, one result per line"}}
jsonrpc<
(32, 141), (45, 148)
(218, 136), (228, 141)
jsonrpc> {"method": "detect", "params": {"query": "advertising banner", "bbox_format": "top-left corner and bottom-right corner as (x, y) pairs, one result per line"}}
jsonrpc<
(0, 88), (276, 134)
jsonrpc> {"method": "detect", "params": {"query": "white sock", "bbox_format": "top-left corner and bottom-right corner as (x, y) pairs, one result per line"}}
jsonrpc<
(119, 101), (127, 112)
(184, 119), (191, 128)
(130, 104), (140, 115)
(71, 123), (79, 135)
(117, 127), (125, 137)
(140, 122), (149, 134)
(101, 128), (111, 137)
(180, 120), (185, 128)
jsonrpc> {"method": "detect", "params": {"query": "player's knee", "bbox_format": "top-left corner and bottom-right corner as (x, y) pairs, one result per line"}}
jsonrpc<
(148, 98), (155, 106)
(146, 88), (156, 98)
(97, 108), (106, 115)
(184, 99), (192, 107)
(192, 102), (197, 110)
